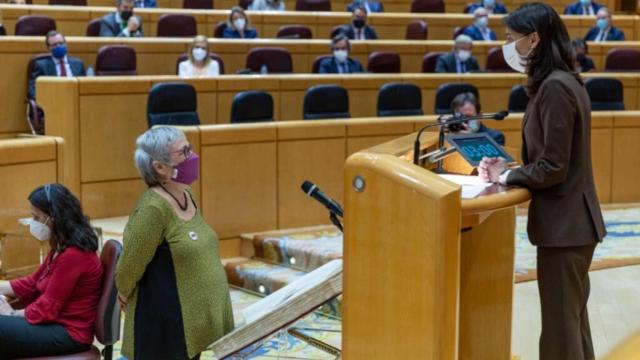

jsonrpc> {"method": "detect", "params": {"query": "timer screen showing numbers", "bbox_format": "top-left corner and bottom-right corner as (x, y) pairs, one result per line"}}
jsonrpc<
(446, 133), (512, 166)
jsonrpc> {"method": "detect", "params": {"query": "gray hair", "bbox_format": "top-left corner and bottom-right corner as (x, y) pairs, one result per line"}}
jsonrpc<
(454, 34), (473, 46)
(134, 127), (185, 187)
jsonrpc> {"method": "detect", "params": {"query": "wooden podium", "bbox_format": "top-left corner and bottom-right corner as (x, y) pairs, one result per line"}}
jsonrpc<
(342, 132), (530, 360)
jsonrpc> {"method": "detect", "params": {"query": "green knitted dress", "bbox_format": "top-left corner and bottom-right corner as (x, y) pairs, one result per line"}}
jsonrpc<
(115, 188), (234, 359)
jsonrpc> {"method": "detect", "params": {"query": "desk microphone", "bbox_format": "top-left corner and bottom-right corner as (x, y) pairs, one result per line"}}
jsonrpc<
(301, 180), (344, 218)
(413, 110), (509, 165)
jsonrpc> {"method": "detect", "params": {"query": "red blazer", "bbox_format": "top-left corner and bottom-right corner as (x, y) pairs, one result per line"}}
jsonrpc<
(10, 246), (103, 344)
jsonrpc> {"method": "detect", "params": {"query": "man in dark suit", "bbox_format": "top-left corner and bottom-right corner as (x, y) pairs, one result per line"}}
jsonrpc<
(346, 0), (383, 13)
(448, 92), (505, 145)
(465, 0), (507, 14)
(28, 31), (86, 100)
(564, 0), (603, 15)
(340, 5), (378, 40)
(99, 0), (143, 37)
(435, 34), (480, 74)
(463, 7), (497, 41)
(584, 7), (625, 42)
(318, 35), (364, 74)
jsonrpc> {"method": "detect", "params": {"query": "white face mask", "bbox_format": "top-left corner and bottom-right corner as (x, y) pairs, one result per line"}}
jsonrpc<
(20, 217), (51, 242)
(192, 48), (207, 62)
(333, 50), (348, 63)
(233, 18), (246, 30)
(502, 36), (531, 73)
(457, 50), (472, 62)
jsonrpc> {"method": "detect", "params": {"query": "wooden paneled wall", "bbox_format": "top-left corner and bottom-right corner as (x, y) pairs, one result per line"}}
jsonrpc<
(0, 136), (65, 232)
(0, 4), (633, 40)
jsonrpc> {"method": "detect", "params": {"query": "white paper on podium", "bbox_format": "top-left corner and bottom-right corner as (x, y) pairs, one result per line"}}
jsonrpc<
(439, 174), (493, 199)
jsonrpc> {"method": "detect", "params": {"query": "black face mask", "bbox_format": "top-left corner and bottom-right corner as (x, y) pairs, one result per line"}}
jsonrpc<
(121, 10), (133, 21)
(353, 19), (365, 29)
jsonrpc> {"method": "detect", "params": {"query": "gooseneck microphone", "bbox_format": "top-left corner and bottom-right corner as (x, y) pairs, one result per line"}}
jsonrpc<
(301, 181), (344, 218)
(413, 110), (509, 165)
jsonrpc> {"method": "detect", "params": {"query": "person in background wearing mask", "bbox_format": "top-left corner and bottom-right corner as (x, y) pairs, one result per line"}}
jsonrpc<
(318, 34), (364, 74)
(463, 7), (497, 41)
(435, 34), (480, 73)
(564, 0), (603, 15)
(178, 35), (220, 77)
(28, 30), (85, 100)
(116, 127), (234, 360)
(133, 0), (156, 8)
(99, 0), (143, 37)
(341, 5), (378, 40)
(448, 92), (505, 145)
(223, 6), (258, 38)
(465, 0), (507, 14)
(572, 39), (595, 72)
(249, 0), (284, 11)
(346, 0), (383, 13)
(0, 184), (103, 358)
(482, 4), (605, 359)
(584, 7), (625, 42)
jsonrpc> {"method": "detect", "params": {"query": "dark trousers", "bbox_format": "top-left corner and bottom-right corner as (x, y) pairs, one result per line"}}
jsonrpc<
(537, 244), (596, 360)
(0, 315), (89, 359)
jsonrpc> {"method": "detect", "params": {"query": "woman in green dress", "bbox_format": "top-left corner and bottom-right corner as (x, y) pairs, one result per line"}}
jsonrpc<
(115, 127), (234, 360)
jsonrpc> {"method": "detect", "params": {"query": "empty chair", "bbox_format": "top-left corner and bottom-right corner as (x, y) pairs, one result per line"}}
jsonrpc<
(377, 83), (423, 117)
(411, 0), (444, 13)
(15, 15), (56, 36)
(405, 20), (428, 40)
(507, 85), (529, 112)
(277, 25), (312, 39)
(246, 47), (293, 73)
(604, 48), (640, 71)
(485, 47), (514, 72)
(230, 91), (273, 123)
(303, 85), (350, 120)
(239, 0), (253, 9)
(367, 52), (401, 73)
(421, 51), (444, 73)
(183, 0), (213, 8)
(25, 53), (51, 134)
(295, 0), (331, 11)
(86, 18), (101, 36)
(49, 0), (87, 5)
(157, 14), (197, 37)
(329, 25), (345, 39)
(452, 26), (466, 39)
(434, 83), (479, 114)
(147, 83), (200, 128)
(585, 78), (624, 110)
(95, 45), (137, 76)
(175, 53), (225, 74)
(311, 55), (332, 73)
(213, 21), (227, 38)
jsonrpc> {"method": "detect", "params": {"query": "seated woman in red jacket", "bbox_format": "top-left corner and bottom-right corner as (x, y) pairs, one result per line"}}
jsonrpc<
(0, 183), (103, 358)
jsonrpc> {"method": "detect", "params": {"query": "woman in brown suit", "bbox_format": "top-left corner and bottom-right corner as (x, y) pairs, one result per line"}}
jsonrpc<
(478, 3), (607, 360)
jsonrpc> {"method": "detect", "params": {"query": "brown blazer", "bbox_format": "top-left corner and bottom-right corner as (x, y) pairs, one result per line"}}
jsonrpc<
(506, 70), (606, 247)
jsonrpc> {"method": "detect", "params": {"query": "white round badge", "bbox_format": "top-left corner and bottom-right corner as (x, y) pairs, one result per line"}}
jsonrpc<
(188, 231), (198, 241)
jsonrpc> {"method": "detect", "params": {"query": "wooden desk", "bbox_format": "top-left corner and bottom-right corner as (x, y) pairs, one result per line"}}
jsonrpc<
(0, 4), (632, 40)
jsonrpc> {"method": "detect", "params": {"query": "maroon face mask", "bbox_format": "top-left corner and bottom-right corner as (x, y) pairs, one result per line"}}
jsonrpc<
(171, 152), (199, 185)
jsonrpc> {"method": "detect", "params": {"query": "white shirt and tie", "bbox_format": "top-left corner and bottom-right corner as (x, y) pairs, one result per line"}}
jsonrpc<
(455, 58), (467, 73)
(582, 5), (595, 15)
(595, 28), (610, 42)
(353, 26), (366, 40)
(54, 56), (73, 77)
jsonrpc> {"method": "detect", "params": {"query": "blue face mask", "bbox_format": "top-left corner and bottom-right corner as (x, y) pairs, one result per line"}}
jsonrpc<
(483, 0), (495, 8)
(476, 16), (488, 28)
(580, 0), (591, 5)
(596, 18), (608, 30)
(51, 44), (67, 59)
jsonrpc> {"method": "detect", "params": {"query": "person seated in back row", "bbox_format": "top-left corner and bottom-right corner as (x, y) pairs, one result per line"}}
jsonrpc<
(435, 34), (480, 73)
(346, 0), (383, 13)
(584, 7), (625, 42)
(99, 0), (143, 37)
(248, 0), (285, 11)
(178, 35), (220, 77)
(564, 0), (603, 15)
(463, 7), (497, 41)
(340, 5), (378, 40)
(28, 31), (85, 100)
(449, 92), (505, 145)
(318, 35), (364, 74)
(223, 6), (258, 39)
(465, 0), (507, 14)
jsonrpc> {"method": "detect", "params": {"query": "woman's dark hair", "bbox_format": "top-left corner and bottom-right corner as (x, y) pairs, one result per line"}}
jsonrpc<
(504, 2), (581, 95)
(29, 183), (99, 252)
(451, 92), (482, 114)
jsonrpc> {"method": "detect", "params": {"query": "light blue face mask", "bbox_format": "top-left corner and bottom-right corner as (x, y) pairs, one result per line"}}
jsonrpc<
(596, 18), (608, 30)
(476, 16), (488, 28)
(483, 0), (495, 8)
(580, 0), (591, 5)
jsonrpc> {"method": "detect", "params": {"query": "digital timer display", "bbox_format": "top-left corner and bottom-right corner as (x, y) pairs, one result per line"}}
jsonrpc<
(446, 133), (513, 167)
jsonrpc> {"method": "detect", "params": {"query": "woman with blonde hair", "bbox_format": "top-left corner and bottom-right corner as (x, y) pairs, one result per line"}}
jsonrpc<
(178, 35), (220, 77)
(223, 6), (258, 38)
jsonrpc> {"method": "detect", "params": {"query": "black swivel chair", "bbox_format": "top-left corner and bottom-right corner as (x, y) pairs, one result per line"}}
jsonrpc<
(147, 82), (200, 128)
(434, 83), (479, 114)
(585, 78), (624, 111)
(507, 85), (529, 112)
(230, 91), (274, 123)
(377, 83), (423, 117)
(303, 85), (350, 120)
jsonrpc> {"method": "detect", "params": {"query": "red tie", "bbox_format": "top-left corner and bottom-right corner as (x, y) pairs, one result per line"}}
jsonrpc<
(59, 60), (67, 77)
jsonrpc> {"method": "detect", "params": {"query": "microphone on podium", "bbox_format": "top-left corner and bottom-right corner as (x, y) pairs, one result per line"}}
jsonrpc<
(301, 180), (344, 232)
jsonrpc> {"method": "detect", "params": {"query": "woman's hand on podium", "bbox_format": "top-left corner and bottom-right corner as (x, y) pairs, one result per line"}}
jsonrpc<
(478, 157), (507, 183)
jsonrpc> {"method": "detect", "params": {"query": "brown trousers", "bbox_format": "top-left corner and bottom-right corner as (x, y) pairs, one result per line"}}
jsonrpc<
(537, 244), (596, 360)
